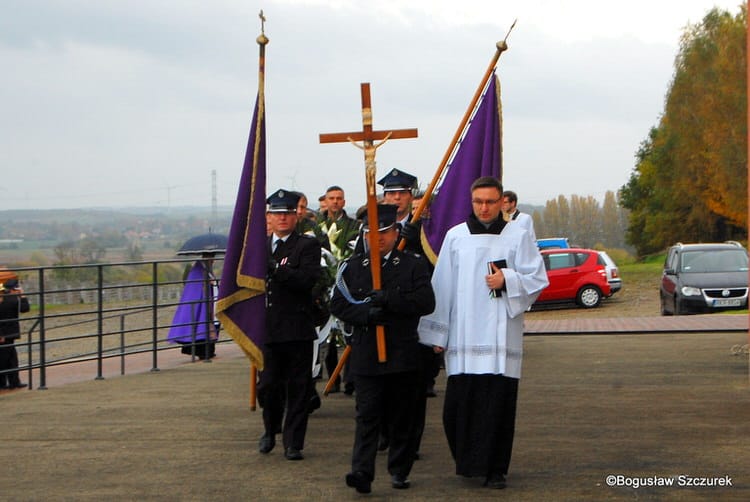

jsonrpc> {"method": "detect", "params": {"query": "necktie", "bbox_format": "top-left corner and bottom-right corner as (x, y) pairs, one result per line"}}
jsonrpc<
(273, 238), (284, 257)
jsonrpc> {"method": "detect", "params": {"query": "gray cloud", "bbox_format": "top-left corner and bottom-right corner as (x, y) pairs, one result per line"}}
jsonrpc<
(0, 0), (738, 209)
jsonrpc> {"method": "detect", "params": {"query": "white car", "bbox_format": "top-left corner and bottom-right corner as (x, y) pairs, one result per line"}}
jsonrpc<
(598, 251), (622, 295)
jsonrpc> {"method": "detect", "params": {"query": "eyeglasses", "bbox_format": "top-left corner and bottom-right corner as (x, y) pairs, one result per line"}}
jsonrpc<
(471, 198), (501, 206)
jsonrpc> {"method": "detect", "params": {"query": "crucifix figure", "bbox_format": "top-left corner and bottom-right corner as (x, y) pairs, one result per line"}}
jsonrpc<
(320, 82), (418, 365)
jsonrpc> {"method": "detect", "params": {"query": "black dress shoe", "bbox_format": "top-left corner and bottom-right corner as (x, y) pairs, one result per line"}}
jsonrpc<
(284, 447), (303, 460)
(484, 473), (507, 489)
(426, 386), (437, 398)
(391, 474), (410, 489)
(345, 471), (371, 494)
(258, 433), (275, 454)
(10, 382), (27, 389)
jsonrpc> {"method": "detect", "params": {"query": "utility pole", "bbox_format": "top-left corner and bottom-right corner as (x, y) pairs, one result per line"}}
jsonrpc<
(164, 184), (177, 214)
(211, 169), (218, 229)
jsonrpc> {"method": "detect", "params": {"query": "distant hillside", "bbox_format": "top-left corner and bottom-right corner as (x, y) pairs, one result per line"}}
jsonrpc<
(518, 204), (544, 215)
(0, 207), (234, 223)
(0, 208), (237, 267)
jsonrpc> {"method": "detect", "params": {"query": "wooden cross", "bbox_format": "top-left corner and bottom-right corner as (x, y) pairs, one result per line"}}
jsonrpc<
(320, 83), (418, 199)
(319, 82), (418, 364)
(259, 10), (266, 34)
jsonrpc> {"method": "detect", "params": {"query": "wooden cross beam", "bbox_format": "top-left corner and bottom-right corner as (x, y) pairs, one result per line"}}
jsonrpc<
(319, 83), (418, 146)
(319, 82), (417, 364)
(320, 83), (418, 208)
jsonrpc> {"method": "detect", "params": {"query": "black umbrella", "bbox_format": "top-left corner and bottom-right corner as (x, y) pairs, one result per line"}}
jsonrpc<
(177, 233), (229, 256)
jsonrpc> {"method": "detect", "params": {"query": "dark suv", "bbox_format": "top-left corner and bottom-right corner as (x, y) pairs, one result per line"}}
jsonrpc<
(660, 242), (748, 315)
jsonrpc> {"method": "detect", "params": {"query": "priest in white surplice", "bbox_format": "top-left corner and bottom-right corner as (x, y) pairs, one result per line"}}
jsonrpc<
(418, 177), (548, 490)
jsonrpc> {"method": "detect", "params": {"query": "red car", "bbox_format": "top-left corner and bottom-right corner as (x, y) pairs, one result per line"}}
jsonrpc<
(535, 248), (612, 308)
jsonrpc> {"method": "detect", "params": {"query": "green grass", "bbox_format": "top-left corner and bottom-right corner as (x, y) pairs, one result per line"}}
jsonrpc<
(620, 253), (664, 277)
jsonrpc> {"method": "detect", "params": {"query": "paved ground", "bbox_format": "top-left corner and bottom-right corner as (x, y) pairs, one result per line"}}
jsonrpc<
(1, 325), (748, 501)
(525, 313), (749, 334)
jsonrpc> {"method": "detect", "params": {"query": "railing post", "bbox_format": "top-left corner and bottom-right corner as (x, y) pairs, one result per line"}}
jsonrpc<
(24, 280), (34, 391)
(151, 261), (160, 372)
(190, 302), (197, 362)
(95, 264), (104, 380)
(24, 328), (32, 390)
(120, 314), (125, 376)
(203, 259), (213, 364)
(38, 268), (47, 390)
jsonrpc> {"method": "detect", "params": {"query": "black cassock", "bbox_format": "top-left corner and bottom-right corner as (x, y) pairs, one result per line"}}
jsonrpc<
(330, 248), (435, 482)
(443, 373), (519, 477)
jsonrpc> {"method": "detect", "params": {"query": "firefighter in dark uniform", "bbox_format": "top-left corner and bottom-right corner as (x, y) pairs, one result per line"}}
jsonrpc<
(330, 204), (435, 494)
(258, 189), (321, 461)
(379, 168), (443, 459)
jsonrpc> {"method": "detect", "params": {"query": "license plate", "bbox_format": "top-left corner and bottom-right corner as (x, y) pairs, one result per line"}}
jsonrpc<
(712, 298), (742, 307)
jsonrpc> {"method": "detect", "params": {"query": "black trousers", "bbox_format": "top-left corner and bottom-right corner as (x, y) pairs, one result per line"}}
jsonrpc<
(258, 340), (314, 451)
(0, 338), (21, 387)
(351, 371), (419, 481)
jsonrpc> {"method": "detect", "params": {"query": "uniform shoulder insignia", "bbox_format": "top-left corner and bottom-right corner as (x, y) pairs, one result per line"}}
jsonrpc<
(301, 233), (315, 239)
(402, 250), (421, 258)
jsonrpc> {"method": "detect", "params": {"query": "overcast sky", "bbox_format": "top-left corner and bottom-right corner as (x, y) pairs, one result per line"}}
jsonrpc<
(1, 0), (743, 211)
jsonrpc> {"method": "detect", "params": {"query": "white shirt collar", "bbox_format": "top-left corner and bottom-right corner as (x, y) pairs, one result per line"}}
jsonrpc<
(272, 233), (290, 244)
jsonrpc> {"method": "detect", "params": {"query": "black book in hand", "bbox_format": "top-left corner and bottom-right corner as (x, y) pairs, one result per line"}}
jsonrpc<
(487, 259), (507, 298)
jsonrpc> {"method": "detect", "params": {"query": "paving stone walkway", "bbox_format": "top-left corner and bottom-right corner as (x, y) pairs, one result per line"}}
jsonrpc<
(1, 328), (748, 501)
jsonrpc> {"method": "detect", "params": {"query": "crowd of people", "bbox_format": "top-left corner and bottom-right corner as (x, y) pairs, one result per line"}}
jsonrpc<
(0, 169), (547, 493)
(257, 169), (548, 493)
(0, 164), (551, 494)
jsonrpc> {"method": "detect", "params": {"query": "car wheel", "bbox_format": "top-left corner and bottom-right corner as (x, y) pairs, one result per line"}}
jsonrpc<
(576, 285), (602, 308)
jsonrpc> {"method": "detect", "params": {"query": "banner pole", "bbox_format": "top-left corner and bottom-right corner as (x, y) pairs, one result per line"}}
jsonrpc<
(400, 23), (515, 250)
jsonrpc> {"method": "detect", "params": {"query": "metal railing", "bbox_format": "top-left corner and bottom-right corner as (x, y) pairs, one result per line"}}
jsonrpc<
(0, 257), (228, 390)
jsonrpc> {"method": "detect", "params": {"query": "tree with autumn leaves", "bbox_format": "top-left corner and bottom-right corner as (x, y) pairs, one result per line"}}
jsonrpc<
(533, 190), (629, 250)
(620, 5), (747, 257)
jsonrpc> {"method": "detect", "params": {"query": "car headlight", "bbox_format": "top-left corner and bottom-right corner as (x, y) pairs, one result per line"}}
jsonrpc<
(680, 286), (702, 296)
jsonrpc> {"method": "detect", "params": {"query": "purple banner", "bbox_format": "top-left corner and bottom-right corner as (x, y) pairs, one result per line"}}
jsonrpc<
(421, 75), (502, 263)
(216, 95), (268, 369)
